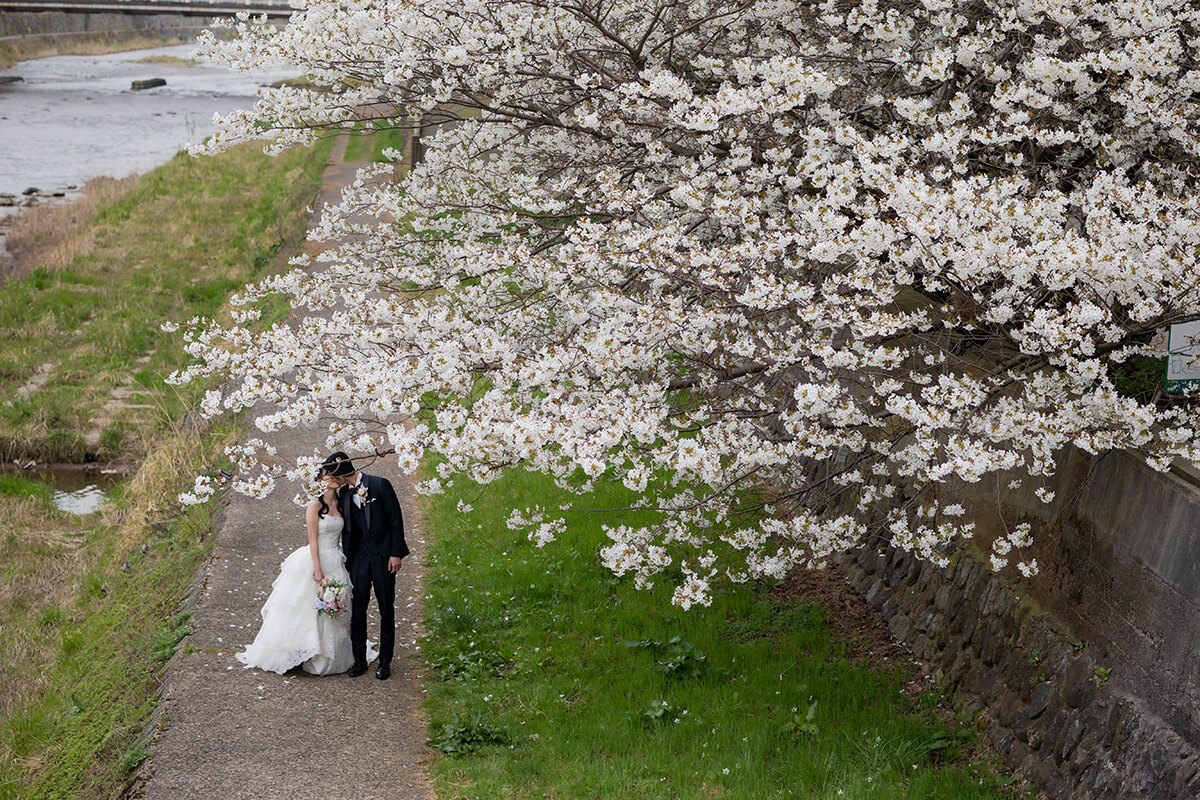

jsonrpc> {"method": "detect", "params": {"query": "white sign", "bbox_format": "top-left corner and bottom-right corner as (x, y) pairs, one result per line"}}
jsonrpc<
(1166, 321), (1200, 393)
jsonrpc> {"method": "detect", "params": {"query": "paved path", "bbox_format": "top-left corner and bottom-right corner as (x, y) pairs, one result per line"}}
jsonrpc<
(133, 137), (435, 800)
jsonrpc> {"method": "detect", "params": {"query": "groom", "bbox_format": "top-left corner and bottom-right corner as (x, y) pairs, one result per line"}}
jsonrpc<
(322, 452), (409, 680)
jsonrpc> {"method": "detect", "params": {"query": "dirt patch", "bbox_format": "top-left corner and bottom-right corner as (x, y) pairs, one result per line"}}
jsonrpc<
(773, 562), (909, 673)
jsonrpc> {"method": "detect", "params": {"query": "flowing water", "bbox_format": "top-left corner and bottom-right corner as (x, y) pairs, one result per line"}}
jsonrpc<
(1, 463), (127, 514)
(0, 41), (295, 511)
(0, 42), (297, 204)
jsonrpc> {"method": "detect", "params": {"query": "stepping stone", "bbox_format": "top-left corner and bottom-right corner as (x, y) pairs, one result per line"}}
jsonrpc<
(16, 362), (53, 398)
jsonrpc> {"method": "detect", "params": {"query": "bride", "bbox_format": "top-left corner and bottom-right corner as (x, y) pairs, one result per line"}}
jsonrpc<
(236, 465), (376, 675)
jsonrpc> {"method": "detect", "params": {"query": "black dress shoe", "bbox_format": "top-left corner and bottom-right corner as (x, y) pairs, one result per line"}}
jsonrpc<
(375, 663), (390, 680)
(347, 662), (367, 678)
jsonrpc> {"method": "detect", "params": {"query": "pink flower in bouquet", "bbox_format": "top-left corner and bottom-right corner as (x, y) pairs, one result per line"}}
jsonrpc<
(315, 579), (349, 618)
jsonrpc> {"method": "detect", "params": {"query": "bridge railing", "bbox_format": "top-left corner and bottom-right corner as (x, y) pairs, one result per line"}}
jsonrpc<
(0, 0), (293, 18)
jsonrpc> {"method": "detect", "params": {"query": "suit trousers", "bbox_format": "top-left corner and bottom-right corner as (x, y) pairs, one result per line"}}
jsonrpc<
(348, 553), (396, 666)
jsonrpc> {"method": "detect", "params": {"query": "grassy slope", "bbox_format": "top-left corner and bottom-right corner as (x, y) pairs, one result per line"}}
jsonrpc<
(422, 469), (1012, 800)
(0, 140), (331, 462)
(0, 422), (240, 800)
(342, 126), (409, 165)
(0, 32), (193, 71)
(0, 137), (333, 799)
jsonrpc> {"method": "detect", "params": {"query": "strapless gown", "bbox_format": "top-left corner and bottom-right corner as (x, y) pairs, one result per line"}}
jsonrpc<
(236, 513), (376, 675)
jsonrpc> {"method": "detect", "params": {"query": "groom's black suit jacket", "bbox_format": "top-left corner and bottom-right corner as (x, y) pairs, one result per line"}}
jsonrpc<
(338, 473), (409, 566)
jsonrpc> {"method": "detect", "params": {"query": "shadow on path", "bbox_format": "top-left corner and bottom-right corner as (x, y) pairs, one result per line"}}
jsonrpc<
(134, 136), (434, 800)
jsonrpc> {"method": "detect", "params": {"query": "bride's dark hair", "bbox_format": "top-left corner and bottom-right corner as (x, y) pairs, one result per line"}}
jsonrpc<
(315, 464), (335, 519)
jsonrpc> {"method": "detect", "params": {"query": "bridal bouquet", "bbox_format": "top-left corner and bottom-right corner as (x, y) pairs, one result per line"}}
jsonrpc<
(315, 579), (349, 618)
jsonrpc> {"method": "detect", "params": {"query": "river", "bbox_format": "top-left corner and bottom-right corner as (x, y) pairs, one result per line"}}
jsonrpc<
(0, 42), (298, 202)
(0, 42), (295, 513)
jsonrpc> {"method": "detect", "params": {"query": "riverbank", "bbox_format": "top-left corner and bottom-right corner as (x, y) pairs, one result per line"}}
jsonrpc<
(0, 32), (194, 71)
(0, 11), (201, 69)
(0, 136), (333, 798)
(0, 418), (244, 799)
(1, 173), (135, 285)
(0, 138), (332, 465)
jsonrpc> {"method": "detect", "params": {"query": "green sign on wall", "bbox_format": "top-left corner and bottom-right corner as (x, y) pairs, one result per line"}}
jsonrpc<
(1166, 321), (1200, 394)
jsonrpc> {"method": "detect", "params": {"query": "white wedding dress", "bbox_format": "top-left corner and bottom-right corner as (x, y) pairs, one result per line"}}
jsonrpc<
(236, 513), (375, 675)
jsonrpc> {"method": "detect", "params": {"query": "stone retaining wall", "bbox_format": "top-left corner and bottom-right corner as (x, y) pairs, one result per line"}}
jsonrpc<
(838, 541), (1200, 798)
(0, 9), (206, 41)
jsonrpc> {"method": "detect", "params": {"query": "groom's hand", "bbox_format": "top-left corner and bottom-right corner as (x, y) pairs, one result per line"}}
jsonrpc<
(388, 557), (403, 574)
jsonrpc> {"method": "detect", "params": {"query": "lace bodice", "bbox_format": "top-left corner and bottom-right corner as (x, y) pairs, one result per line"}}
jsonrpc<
(317, 513), (344, 548)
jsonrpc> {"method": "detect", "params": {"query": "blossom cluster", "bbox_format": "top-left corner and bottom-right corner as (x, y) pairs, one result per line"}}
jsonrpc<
(179, 474), (217, 507)
(177, 0), (1200, 605)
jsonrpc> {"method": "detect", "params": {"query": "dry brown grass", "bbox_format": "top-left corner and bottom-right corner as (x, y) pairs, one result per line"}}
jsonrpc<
(98, 417), (239, 552)
(0, 408), (82, 464)
(0, 416), (238, 721)
(0, 32), (192, 70)
(0, 497), (84, 718)
(1, 175), (139, 283)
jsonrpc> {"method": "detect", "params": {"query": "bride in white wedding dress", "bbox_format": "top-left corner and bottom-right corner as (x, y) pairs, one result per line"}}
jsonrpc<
(237, 469), (376, 675)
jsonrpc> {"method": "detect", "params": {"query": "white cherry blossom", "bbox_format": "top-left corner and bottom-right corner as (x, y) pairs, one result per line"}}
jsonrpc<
(176, 0), (1200, 605)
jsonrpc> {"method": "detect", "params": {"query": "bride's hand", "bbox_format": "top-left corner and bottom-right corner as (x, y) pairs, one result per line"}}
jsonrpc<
(314, 571), (326, 585)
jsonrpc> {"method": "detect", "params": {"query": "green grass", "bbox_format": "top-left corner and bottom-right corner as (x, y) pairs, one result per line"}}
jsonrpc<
(0, 132), (334, 798)
(0, 475), (54, 504)
(422, 469), (1011, 799)
(343, 126), (410, 163)
(0, 421), (239, 800)
(0, 137), (334, 463)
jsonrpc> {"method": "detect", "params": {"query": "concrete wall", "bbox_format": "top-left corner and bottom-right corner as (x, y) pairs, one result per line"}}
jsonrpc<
(838, 447), (1200, 798)
(839, 543), (1200, 799)
(1066, 452), (1200, 741)
(0, 9), (207, 41)
(963, 448), (1200, 742)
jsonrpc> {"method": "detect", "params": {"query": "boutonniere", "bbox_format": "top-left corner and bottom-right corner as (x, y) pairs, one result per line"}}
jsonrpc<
(356, 486), (375, 505)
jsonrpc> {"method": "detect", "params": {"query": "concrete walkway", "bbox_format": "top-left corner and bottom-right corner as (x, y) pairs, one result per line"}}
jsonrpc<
(133, 137), (435, 800)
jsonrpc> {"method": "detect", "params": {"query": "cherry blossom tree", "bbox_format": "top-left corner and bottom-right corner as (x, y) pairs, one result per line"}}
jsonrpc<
(176, 0), (1200, 607)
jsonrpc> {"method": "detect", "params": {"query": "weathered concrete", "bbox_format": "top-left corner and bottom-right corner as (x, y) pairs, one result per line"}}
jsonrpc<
(839, 444), (1200, 799)
(131, 138), (434, 800)
(951, 447), (1200, 746)
(0, 9), (205, 41)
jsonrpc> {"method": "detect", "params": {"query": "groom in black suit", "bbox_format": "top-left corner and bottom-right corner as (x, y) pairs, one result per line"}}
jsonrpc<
(322, 452), (409, 680)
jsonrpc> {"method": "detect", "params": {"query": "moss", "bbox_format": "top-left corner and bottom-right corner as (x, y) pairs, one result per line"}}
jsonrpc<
(1110, 355), (1166, 404)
